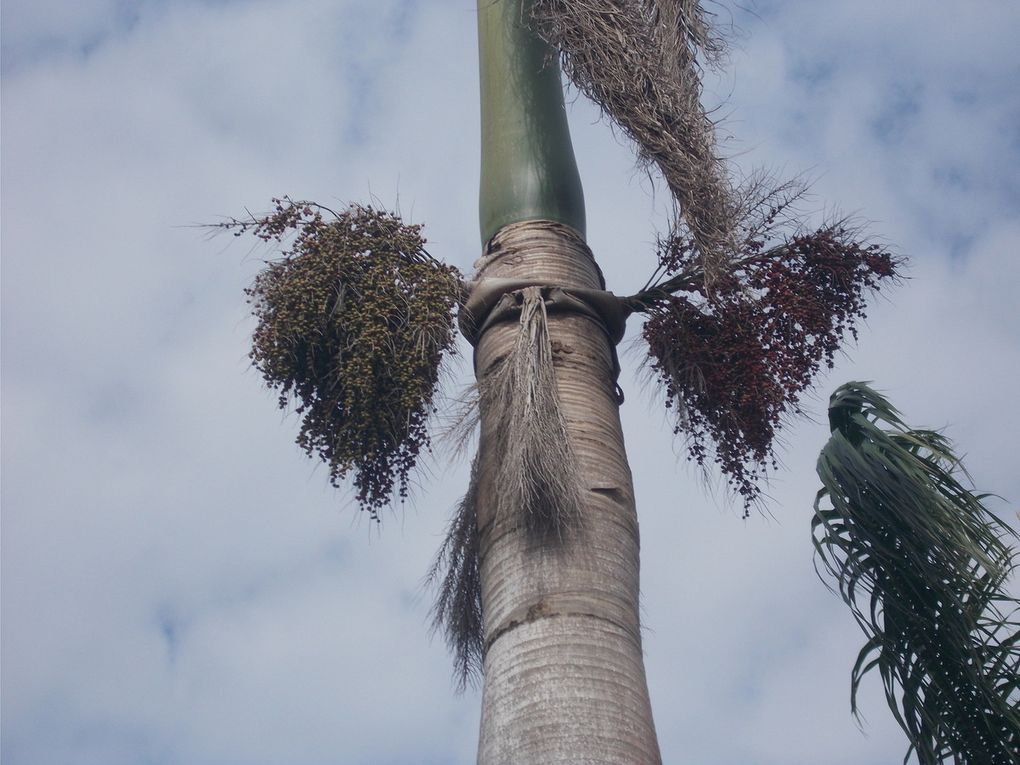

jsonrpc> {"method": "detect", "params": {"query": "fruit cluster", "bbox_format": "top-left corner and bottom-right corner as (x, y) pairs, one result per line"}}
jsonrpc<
(230, 199), (462, 519)
(643, 216), (900, 514)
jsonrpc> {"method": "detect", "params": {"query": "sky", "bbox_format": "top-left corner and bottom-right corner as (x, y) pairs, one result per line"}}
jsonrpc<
(2, 1), (1019, 763)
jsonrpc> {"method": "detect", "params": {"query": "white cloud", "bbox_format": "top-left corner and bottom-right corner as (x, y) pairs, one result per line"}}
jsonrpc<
(3, 0), (1018, 763)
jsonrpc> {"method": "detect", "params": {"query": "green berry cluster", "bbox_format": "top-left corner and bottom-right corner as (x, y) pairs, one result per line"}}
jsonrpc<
(232, 198), (462, 520)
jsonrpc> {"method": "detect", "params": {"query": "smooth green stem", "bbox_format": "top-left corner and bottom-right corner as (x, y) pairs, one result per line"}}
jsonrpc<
(477, 0), (585, 245)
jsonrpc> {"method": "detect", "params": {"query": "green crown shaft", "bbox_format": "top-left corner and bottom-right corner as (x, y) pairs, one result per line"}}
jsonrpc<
(477, 0), (586, 244)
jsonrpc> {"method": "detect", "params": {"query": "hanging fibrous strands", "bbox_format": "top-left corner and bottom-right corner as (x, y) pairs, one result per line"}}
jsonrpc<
(530, 0), (738, 287)
(427, 456), (484, 690)
(475, 286), (586, 539)
(429, 285), (588, 688)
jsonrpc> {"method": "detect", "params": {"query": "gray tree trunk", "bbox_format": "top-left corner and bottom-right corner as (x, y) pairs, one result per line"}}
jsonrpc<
(472, 221), (662, 764)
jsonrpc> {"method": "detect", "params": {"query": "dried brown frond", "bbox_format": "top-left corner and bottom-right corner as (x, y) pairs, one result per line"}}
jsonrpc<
(479, 287), (585, 539)
(428, 284), (590, 685)
(436, 383), (481, 464)
(427, 457), (483, 690)
(530, 0), (738, 287)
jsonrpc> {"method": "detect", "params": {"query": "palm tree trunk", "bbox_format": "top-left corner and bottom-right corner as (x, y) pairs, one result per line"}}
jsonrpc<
(473, 223), (662, 764)
(472, 2), (661, 762)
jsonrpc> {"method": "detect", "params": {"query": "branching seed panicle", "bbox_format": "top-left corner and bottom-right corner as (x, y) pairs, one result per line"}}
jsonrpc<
(224, 198), (462, 519)
(636, 197), (901, 514)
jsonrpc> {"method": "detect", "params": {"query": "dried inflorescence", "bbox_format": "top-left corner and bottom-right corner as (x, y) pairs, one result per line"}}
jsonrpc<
(637, 200), (901, 514)
(226, 198), (463, 519)
(524, 1), (904, 514)
(530, 0), (738, 287)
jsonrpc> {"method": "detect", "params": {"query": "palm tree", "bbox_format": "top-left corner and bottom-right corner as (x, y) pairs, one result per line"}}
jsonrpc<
(445, 3), (898, 760)
(225, 2), (901, 762)
(464, 2), (661, 760)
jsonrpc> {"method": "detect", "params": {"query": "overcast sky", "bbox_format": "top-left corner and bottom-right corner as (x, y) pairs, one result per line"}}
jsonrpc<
(3, 1), (1019, 764)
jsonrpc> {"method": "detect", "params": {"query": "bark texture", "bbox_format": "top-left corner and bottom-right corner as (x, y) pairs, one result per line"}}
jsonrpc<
(473, 220), (661, 764)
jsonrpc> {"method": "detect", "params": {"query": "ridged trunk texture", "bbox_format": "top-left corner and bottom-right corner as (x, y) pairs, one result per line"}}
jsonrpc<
(473, 221), (662, 764)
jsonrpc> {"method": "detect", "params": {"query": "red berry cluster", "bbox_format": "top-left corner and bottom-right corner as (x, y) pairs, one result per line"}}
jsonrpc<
(643, 220), (900, 514)
(225, 199), (462, 519)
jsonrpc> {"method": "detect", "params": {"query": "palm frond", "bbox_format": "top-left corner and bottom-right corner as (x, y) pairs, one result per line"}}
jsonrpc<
(530, 0), (737, 286)
(814, 382), (1020, 764)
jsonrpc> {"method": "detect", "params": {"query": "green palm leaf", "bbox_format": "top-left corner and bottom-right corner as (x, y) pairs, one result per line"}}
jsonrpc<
(814, 382), (1020, 764)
